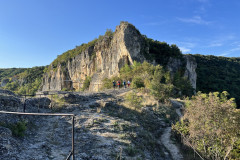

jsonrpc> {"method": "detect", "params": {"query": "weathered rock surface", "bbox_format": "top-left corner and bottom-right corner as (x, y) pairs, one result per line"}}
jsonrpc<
(0, 89), (17, 96)
(24, 97), (51, 112)
(0, 126), (19, 160)
(0, 88), (176, 160)
(184, 55), (197, 90)
(41, 22), (197, 92)
(0, 89), (21, 112)
(0, 79), (9, 87)
(41, 22), (146, 92)
(167, 55), (197, 90)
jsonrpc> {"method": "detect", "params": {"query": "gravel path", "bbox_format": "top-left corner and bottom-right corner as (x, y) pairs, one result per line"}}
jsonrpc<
(160, 100), (184, 160)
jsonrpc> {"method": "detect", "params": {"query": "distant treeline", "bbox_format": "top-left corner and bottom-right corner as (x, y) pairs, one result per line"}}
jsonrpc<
(192, 54), (240, 107)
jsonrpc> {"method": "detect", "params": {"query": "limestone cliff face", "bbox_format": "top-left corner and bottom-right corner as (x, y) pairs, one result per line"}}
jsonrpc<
(183, 55), (197, 90)
(42, 22), (146, 91)
(167, 55), (197, 90)
(41, 22), (197, 91)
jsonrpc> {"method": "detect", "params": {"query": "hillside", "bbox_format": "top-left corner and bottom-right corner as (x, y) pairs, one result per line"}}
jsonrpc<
(1, 22), (240, 108)
(41, 21), (197, 94)
(193, 54), (240, 107)
(0, 68), (27, 83)
(0, 67), (45, 95)
(1, 22), (240, 159)
(0, 88), (182, 160)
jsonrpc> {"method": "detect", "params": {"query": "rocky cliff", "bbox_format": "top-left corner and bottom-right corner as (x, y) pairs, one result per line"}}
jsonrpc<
(41, 22), (197, 92)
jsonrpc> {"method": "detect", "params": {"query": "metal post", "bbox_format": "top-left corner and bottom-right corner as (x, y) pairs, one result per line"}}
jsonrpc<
(24, 95), (27, 112)
(64, 94), (66, 106)
(51, 94), (53, 109)
(23, 99), (26, 113)
(72, 116), (75, 160)
(38, 95), (41, 112)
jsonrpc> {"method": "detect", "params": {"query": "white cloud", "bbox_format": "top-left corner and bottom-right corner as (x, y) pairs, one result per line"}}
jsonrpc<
(208, 43), (223, 47)
(179, 42), (196, 48)
(179, 47), (191, 53)
(177, 16), (211, 25)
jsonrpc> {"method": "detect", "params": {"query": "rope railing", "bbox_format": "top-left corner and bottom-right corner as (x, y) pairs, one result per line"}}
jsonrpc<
(173, 126), (205, 160)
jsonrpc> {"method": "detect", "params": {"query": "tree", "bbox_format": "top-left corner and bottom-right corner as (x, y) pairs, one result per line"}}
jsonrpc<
(150, 65), (174, 102)
(174, 92), (240, 159)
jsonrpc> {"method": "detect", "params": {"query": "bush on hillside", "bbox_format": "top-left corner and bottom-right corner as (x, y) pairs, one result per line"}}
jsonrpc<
(173, 91), (240, 159)
(132, 77), (145, 89)
(81, 76), (91, 91)
(125, 91), (143, 110)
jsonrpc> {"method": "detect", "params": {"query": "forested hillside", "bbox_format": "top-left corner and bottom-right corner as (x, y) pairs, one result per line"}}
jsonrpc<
(0, 66), (45, 95)
(193, 54), (240, 107)
(0, 68), (27, 82)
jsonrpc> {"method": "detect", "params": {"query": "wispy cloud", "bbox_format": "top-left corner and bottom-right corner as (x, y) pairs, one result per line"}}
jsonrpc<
(217, 53), (230, 57)
(177, 16), (211, 25)
(208, 43), (223, 47)
(231, 41), (240, 46)
(218, 44), (240, 57)
(176, 42), (197, 53)
(179, 47), (191, 53)
(207, 34), (236, 48)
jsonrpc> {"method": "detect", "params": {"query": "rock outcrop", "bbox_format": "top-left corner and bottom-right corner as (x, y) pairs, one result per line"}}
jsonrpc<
(0, 89), (22, 112)
(41, 22), (197, 91)
(167, 55), (197, 90)
(183, 55), (197, 90)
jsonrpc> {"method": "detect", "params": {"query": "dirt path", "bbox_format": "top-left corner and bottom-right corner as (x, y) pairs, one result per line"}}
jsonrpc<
(160, 100), (183, 160)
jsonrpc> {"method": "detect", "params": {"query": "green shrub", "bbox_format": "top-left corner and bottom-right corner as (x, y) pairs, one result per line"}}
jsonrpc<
(61, 88), (68, 91)
(132, 77), (145, 88)
(125, 92), (143, 110)
(9, 121), (27, 137)
(81, 76), (91, 91)
(101, 77), (121, 90)
(174, 92), (239, 159)
(149, 67), (174, 102)
(230, 139), (240, 160)
(101, 78), (113, 89)
(125, 145), (138, 157)
(173, 72), (194, 97)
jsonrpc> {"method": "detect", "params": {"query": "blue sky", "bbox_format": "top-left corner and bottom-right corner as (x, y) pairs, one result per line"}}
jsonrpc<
(0, 0), (240, 68)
